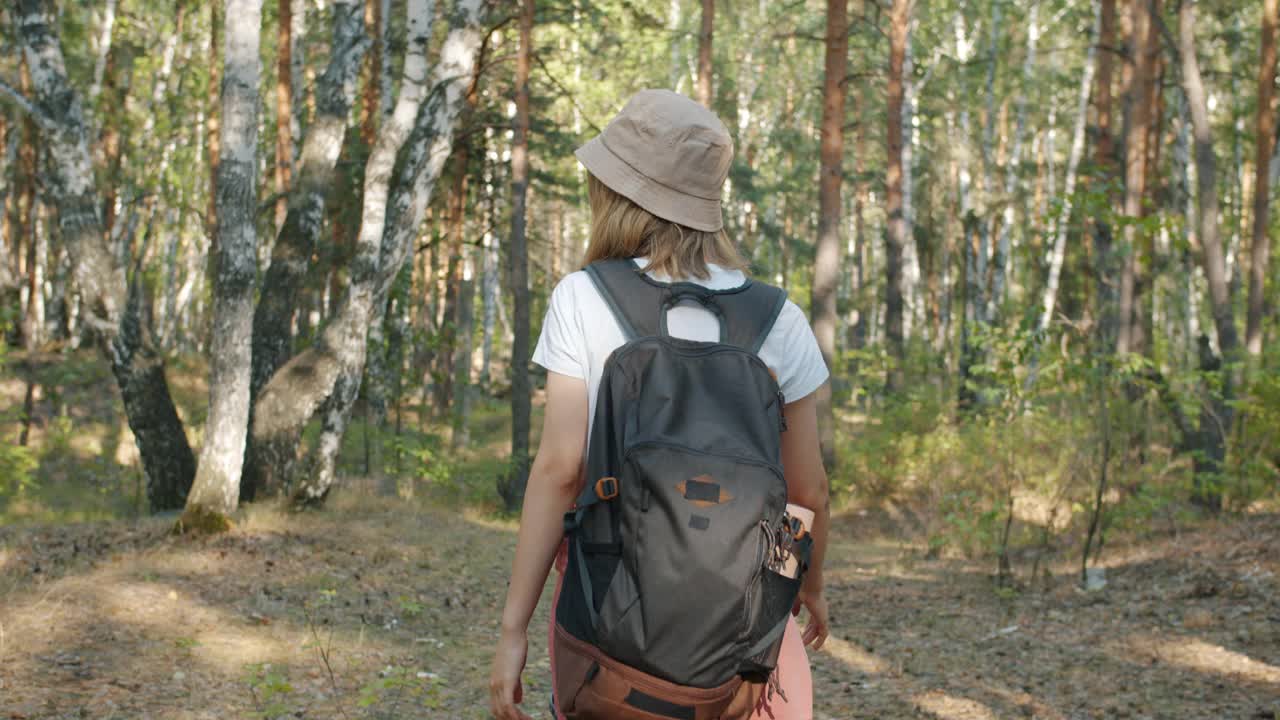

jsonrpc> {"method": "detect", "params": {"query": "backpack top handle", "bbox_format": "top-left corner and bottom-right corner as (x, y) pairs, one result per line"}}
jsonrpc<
(585, 258), (787, 354)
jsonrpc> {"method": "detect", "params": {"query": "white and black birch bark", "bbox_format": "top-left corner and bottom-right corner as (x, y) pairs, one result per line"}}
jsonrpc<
(251, 0), (489, 506)
(1037, 1), (1097, 333)
(16, 0), (196, 510)
(181, 0), (264, 529)
(242, 0), (370, 499)
(89, 0), (117, 104)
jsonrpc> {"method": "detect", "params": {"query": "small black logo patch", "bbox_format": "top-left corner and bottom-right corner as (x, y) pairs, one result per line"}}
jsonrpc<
(689, 515), (711, 531)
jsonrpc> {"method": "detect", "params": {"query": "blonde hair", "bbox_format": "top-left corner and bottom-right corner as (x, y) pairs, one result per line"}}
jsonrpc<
(581, 174), (748, 280)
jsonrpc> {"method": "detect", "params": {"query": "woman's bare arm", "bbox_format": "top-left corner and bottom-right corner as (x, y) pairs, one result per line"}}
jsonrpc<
(491, 371), (589, 719)
(780, 390), (831, 648)
(499, 370), (590, 634)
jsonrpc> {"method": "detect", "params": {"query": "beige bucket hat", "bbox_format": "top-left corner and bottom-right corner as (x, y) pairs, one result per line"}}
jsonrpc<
(575, 89), (733, 232)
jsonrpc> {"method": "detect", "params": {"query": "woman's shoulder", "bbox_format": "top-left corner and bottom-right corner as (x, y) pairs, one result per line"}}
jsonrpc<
(549, 269), (598, 307)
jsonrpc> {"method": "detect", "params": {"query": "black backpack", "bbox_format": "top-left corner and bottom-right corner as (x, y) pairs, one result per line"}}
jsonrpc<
(552, 259), (811, 720)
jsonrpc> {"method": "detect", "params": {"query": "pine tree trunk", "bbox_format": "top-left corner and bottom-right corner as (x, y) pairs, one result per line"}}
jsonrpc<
(451, 249), (476, 449)
(181, 0), (264, 532)
(206, 3), (222, 245)
(290, 0), (306, 150)
(884, 0), (913, 391)
(1091, 0), (1119, 348)
(243, 0), (369, 500)
(250, 0), (490, 507)
(1247, 0), (1279, 358)
(481, 147), (499, 388)
(697, 0), (714, 106)
(811, 0), (846, 471)
(274, 0), (293, 233)
(1116, 0), (1157, 355)
(503, 0), (535, 512)
(16, 0), (196, 511)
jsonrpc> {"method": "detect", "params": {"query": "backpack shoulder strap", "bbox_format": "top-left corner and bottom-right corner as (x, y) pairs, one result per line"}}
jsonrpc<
(585, 258), (788, 352)
(584, 258), (666, 340)
(714, 281), (788, 354)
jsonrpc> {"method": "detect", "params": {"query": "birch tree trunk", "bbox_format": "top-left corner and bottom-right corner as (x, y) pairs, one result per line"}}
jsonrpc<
(811, 0), (847, 471)
(697, 0), (714, 106)
(16, 0), (196, 511)
(243, 0), (368, 500)
(884, 0), (913, 391)
(181, 0), (264, 532)
(1039, 1), (1099, 332)
(1247, 0), (1279, 358)
(1178, 0), (1235, 512)
(89, 0), (117, 104)
(250, 0), (490, 506)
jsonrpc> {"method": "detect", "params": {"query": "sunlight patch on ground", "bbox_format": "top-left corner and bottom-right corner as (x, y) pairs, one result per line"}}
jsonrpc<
(1125, 633), (1280, 686)
(972, 680), (1068, 720)
(461, 507), (518, 533)
(96, 579), (297, 671)
(912, 690), (998, 719)
(821, 634), (890, 675)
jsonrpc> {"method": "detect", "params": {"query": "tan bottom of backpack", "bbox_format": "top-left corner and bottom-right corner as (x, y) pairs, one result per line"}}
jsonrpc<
(553, 623), (764, 720)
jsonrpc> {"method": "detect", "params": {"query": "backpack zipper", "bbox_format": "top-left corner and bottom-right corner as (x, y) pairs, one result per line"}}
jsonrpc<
(622, 440), (785, 481)
(743, 520), (767, 641)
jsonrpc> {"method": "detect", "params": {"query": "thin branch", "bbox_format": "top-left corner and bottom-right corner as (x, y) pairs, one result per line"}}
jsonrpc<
(0, 77), (57, 132)
(531, 52), (603, 135)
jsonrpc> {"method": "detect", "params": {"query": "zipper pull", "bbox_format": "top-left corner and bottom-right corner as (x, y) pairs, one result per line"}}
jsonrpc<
(777, 391), (788, 432)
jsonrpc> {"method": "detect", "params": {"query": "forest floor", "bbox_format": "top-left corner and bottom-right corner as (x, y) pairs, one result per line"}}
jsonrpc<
(1, 492), (1277, 720)
(2, 351), (1278, 718)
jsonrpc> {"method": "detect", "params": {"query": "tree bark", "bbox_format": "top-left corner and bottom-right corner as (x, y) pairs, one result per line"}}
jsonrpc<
(992, 2), (1040, 318)
(290, 0), (306, 151)
(697, 0), (714, 106)
(810, 0), (846, 471)
(451, 248), (476, 449)
(274, 0), (293, 233)
(243, 0), (369, 500)
(884, 0), (913, 391)
(1092, 0), (1119, 348)
(1178, 0), (1235, 512)
(1116, 0), (1158, 355)
(502, 0), (535, 511)
(1247, 0), (1279, 358)
(206, 2), (222, 244)
(1039, 1), (1099, 332)
(16, 0), (196, 511)
(89, 0), (118, 104)
(181, 0), (264, 532)
(250, 0), (490, 507)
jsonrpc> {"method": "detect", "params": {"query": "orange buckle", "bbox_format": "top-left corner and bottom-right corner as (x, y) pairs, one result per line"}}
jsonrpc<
(594, 476), (619, 501)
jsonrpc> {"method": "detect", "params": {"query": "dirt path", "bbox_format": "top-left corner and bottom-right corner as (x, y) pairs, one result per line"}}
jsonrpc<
(1, 496), (1276, 719)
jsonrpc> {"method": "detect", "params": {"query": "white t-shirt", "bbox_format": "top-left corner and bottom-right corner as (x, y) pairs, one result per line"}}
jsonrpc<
(532, 258), (829, 439)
